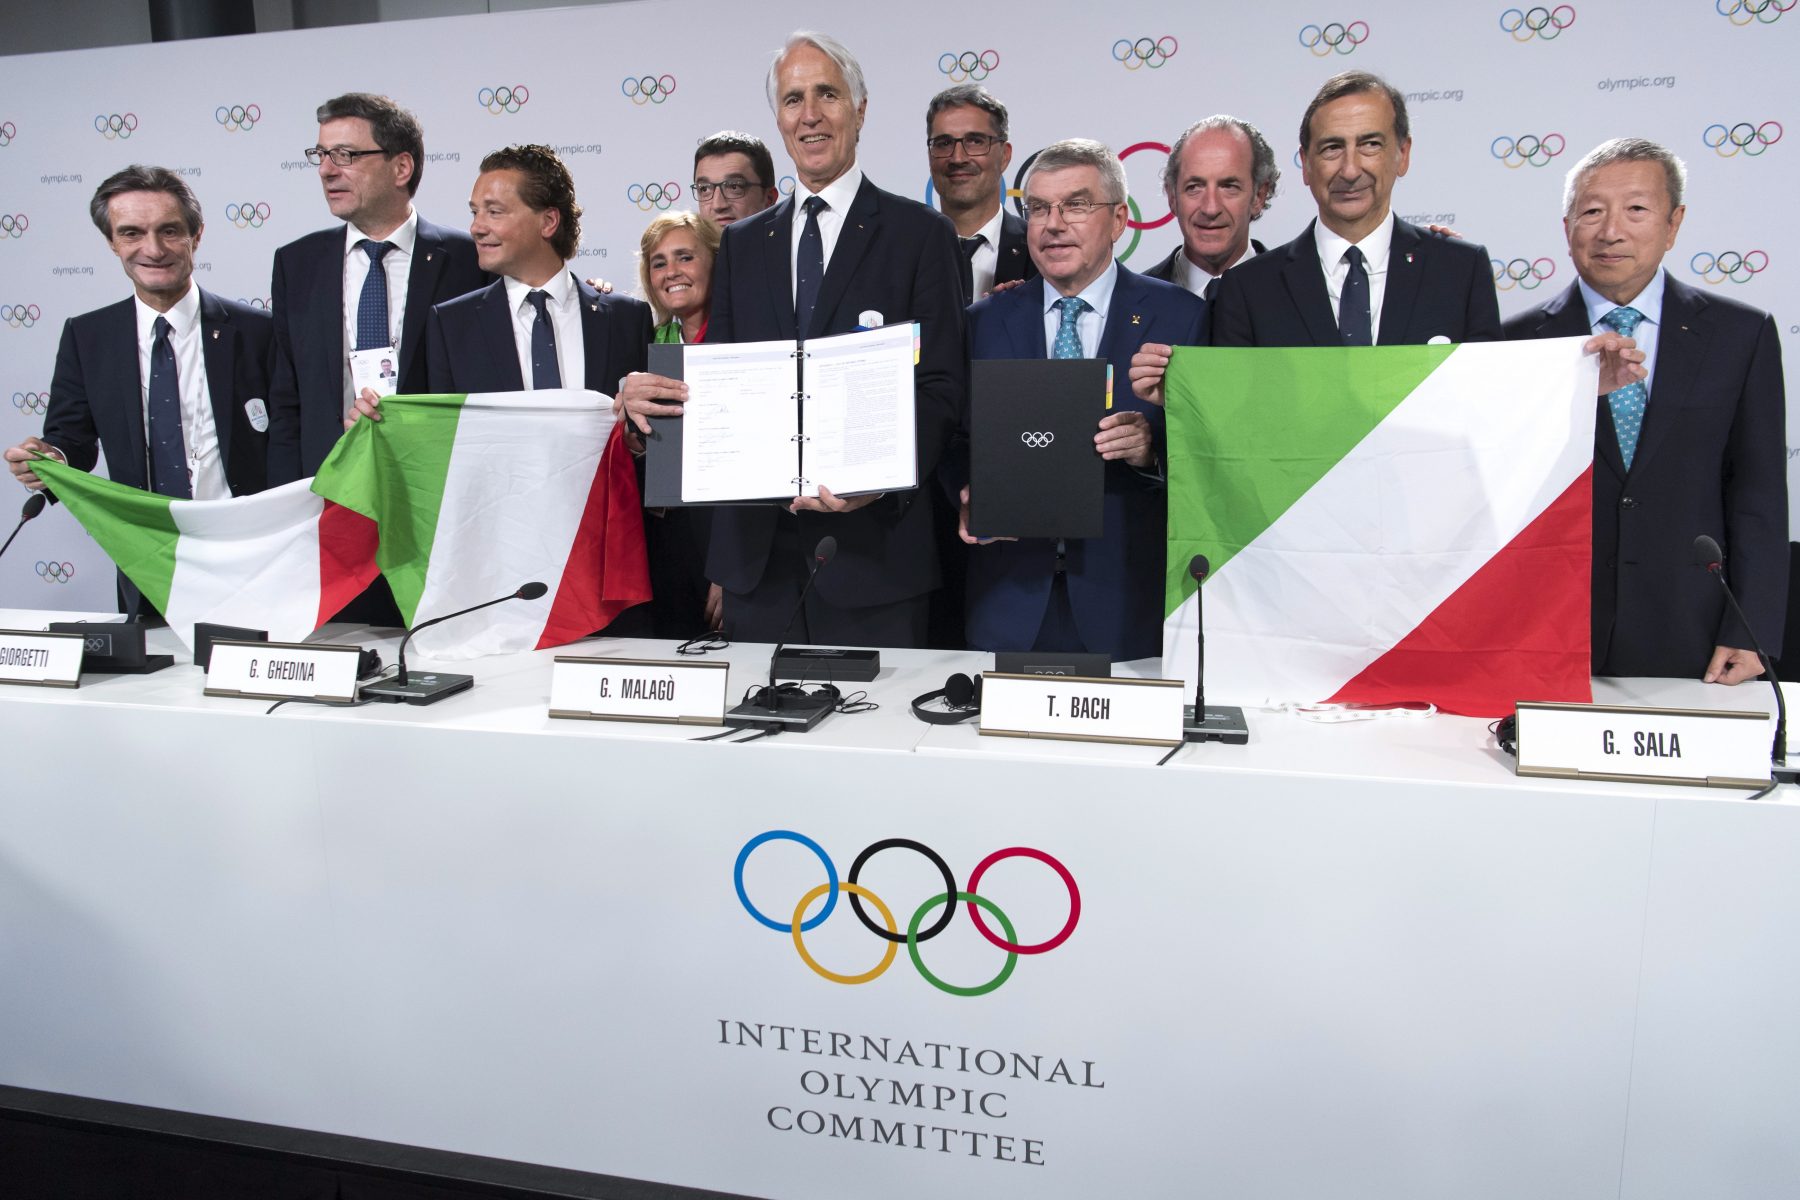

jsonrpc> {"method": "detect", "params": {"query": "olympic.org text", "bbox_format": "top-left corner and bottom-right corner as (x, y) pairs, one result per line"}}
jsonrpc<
(50, 266), (94, 277)
(282, 151), (463, 171)
(1402, 212), (1457, 228)
(40, 173), (84, 185)
(1404, 89), (1463, 104)
(554, 143), (603, 157)
(1598, 76), (1676, 92)
(720, 1020), (1107, 1166)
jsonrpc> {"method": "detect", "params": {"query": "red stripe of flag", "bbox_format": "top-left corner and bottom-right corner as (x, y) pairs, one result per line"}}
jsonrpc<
(315, 500), (382, 626)
(538, 422), (653, 649)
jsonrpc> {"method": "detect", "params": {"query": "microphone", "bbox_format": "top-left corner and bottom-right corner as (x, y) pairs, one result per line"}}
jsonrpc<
(0, 492), (48, 562)
(1692, 535), (1791, 776)
(724, 537), (839, 732)
(767, 536), (837, 706)
(361, 580), (547, 705)
(1182, 552), (1248, 745)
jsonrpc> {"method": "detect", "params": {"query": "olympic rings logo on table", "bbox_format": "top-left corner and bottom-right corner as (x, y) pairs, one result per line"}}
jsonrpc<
(938, 50), (999, 82)
(1717, 0), (1795, 24)
(224, 202), (271, 229)
(1491, 133), (1566, 168)
(2, 303), (42, 328)
(95, 113), (138, 140)
(0, 122), (16, 147)
(36, 562), (75, 583)
(735, 831), (1081, 997)
(1499, 6), (1575, 39)
(1691, 250), (1769, 285)
(1299, 21), (1370, 55)
(1111, 36), (1178, 69)
(1703, 121), (1782, 158)
(627, 182), (682, 211)
(622, 76), (677, 106)
(214, 104), (261, 132)
(1491, 257), (1557, 291)
(0, 214), (27, 239)
(478, 86), (529, 115)
(12, 391), (49, 416)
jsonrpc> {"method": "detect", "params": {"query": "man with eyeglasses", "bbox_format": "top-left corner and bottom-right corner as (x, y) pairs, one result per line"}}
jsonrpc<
(692, 131), (779, 226)
(958, 139), (1203, 661)
(926, 84), (1034, 304)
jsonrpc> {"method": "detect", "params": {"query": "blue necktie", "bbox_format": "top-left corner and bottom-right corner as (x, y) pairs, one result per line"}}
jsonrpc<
(1052, 296), (1089, 359)
(146, 315), (190, 499)
(527, 289), (562, 389)
(795, 196), (826, 335)
(1600, 305), (1648, 468)
(355, 240), (394, 351)
(1339, 244), (1372, 345)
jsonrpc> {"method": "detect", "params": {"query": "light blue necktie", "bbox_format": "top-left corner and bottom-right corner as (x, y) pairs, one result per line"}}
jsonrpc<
(1052, 296), (1089, 359)
(1600, 305), (1648, 468)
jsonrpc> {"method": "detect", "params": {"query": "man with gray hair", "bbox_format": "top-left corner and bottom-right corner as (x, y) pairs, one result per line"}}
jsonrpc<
(926, 83), (1034, 302)
(1505, 136), (1787, 684)
(1143, 115), (1278, 299)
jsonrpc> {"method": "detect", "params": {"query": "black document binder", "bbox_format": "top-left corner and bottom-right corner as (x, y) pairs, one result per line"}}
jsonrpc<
(969, 358), (1108, 539)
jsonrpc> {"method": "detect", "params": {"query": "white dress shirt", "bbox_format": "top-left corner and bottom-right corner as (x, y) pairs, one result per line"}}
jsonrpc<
(504, 269), (585, 389)
(790, 165), (866, 304)
(965, 206), (1005, 300)
(340, 208), (418, 414)
(1314, 212), (1396, 341)
(1578, 270), (1666, 397)
(1039, 262), (1120, 359)
(1172, 240), (1258, 298)
(135, 285), (228, 499)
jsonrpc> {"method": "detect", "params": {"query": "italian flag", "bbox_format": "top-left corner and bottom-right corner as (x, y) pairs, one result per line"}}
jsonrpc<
(1162, 338), (1597, 717)
(30, 457), (379, 651)
(312, 390), (650, 660)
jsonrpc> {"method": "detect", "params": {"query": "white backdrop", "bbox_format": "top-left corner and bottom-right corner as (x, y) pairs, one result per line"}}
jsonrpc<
(1, 0), (1793, 611)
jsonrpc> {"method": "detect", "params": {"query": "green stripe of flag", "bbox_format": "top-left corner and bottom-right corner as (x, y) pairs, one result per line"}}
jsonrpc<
(32, 457), (181, 612)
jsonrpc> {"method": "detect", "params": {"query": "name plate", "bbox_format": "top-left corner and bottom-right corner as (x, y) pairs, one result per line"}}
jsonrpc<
(204, 639), (361, 704)
(1514, 701), (1772, 788)
(549, 656), (728, 725)
(0, 629), (83, 688)
(979, 672), (1184, 747)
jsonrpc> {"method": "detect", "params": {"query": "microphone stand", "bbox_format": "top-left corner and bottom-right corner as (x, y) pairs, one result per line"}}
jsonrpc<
(360, 582), (546, 705)
(1182, 554), (1248, 744)
(1697, 539), (1796, 783)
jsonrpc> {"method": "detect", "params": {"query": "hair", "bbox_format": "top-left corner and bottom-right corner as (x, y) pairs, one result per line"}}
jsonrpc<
(1161, 115), (1280, 217)
(1562, 137), (1688, 216)
(636, 212), (722, 324)
(479, 144), (582, 261)
(89, 164), (203, 238)
(315, 93), (426, 196)
(1020, 138), (1128, 205)
(925, 84), (1009, 142)
(1298, 70), (1409, 152)
(766, 30), (868, 113)
(693, 130), (776, 189)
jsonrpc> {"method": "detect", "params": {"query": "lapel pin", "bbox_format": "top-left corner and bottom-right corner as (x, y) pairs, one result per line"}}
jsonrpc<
(211, 329), (220, 339)
(1406, 252), (1415, 264)
(590, 303), (598, 312)
(426, 252), (434, 262)
(1131, 314), (1141, 325)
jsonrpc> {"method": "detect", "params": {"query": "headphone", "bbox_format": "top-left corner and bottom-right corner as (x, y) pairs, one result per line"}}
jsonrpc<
(910, 672), (982, 724)
(743, 681), (841, 709)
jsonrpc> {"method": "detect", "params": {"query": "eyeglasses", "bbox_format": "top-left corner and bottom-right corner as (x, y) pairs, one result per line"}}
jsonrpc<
(1023, 198), (1116, 224)
(304, 146), (389, 168)
(691, 179), (763, 201)
(927, 133), (1002, 158)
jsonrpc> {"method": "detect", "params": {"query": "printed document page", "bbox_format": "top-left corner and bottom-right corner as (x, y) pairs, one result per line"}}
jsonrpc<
(799, 324), (919, 497)
(680, 339), (800, 502)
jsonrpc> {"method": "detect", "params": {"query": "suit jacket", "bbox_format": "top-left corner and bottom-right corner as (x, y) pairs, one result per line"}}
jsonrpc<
(964, 266), (1205, 660)
(1504, 275), (1787, 676)
(993, 210), (1035, 290)
(706, 174), (968, 610)
(1141, 238), (1268, 291)
(1209, 218), (1501, 346)
(424, 275), (653, 395)
(266, 215), (487, 484)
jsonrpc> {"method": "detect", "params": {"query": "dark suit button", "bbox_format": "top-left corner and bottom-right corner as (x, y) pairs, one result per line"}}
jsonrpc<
(1619, 496), (1637, 509)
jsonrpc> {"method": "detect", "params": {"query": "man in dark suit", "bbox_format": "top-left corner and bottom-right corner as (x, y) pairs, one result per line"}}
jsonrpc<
(926, 83), (1035, 303)
(1505, 137), (1786, 683)
(1141, 115), (1277, 298)
(618, 31), (966, 648)
(266, 94), (486, 485)
(6, 166), (272, 613)
(961, 140), (1204, 661)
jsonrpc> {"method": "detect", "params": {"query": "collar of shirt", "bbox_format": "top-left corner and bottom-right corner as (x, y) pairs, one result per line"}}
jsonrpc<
(135, 282), (200, 343)
(794, 164), (864, 228)
(343, 208), (419, 260)
(1040, 261), (1119, 358)
(1578, 268), (1666, 396)
(505, 266), (576, 317)
(964, 205), (1006, 298)
(1314, 211), (1395, 279)
(1172, 240), (1258, 296)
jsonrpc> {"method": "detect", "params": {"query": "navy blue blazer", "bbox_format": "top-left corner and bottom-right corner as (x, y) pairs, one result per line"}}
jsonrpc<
(992, 210), (1036, 290)
(964, 265), (1205, 661)
(266, 215), (487, 484)
(1504, 276), (1787, 676)
(1209, 218), (1501, 346)
(423, 275), (652, 395)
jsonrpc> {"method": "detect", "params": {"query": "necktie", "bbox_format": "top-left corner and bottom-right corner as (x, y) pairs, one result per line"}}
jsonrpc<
(1203, 275), (1221, 304)
(795, 196), (826, 335)
(146, 315), (190, 499)
(959, 234), (986, 304)
(527, 289), (562, 389)
(1052, 296), (1089, 359)
(1600, 305), (1648, 468)
(355, 239), (395, 351)
(1339, 244), (1372, 345)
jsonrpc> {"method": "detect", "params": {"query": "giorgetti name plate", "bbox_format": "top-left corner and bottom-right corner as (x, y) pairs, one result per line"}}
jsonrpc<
(0, 629), (84, 688)
(979, 672), (1185, 747)
(1514, 700), (1772, 788)
(204, 639), (361, 704)
(550, 656), (728, 725)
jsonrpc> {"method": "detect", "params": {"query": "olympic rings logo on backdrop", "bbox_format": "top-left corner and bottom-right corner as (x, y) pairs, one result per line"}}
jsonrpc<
(1299, 21), (1370, 55)
(1491, 257), (1557, 291)
(1499, 6), (1575, 39)
(621, 75), (676, 105)
(238, 297), (271, 310)
(938, 50), (999, 82)
(1491, 133), (1566, 168)
(1002, 143), (1168, 264)
(224, 202), (271, 229)
(36, 562), (75, 584)
(214, 104), (261, 132)
(2, 303), (41, 328)
(95, 113), (138, 140)
(735, 832), (1081, 997)
(1691, 250), (1769, 285)
(1703, 121), (1782, 157)
(777, 176), (796, 196)
(0, 214), (27, 239)
(0, 122), (16, 147)
(12, 391), (49, 416)
(1717, 0), (1795, 24)
(627, 182), (682, 211)
(478, 86), (529, 115)
(1111, 36), (1178, 69)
